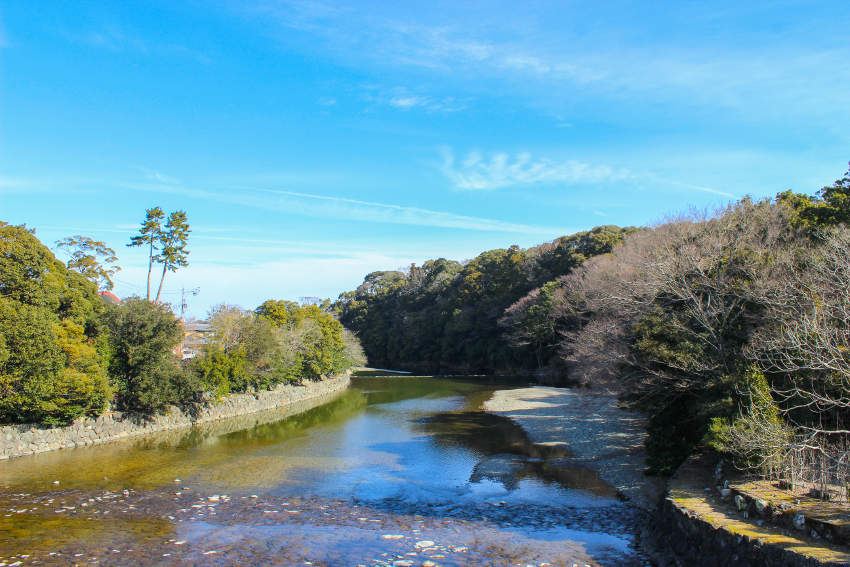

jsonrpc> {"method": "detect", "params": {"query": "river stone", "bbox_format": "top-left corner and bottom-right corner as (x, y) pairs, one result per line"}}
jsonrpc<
(733, 494), (746, 511)
(793, 512), (806, 530)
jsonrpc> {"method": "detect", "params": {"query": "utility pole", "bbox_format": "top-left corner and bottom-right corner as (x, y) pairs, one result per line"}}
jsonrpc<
(179, 287), (200, 320)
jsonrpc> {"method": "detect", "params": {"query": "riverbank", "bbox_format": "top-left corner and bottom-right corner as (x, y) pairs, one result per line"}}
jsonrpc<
(0, 373), (351, 460)
(483, 386), (665, 511)
(484, 386), (850, 566)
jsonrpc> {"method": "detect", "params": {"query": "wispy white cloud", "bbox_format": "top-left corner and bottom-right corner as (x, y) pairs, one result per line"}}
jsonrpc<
(233, 2), (850, 125)
(363, 85), (467, 113)
(64, 25), (210, 63)
(440, 147), (632, 190)
(438, 147), (736, 197)
(122, 179), (561, 235)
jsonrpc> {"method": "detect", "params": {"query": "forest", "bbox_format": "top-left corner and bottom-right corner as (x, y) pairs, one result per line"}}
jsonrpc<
(335, 224), (636, 373)
(338, 169), (850, 481)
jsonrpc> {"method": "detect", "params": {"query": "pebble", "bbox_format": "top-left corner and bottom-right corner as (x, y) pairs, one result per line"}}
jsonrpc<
(382, 535), (405, 540)
(415, 540), (435, 549)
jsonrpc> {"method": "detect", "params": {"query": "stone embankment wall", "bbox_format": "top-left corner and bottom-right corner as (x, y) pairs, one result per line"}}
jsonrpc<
(652, 454), (850, 566)
(654, 496), (838, 567)
(0, 373), (351, 460)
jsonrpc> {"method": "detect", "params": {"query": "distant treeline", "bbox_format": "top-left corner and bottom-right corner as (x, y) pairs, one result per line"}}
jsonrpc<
(338, 170), (850, 477)
(0, 223), (364, 426)
(335, 225), (635, 374)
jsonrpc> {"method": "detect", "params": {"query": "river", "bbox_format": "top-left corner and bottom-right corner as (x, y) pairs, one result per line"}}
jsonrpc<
(0, 376), (648, 566)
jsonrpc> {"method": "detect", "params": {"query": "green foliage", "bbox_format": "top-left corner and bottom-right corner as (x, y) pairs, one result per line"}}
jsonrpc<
(105, 298), (199, 414)
(127, 207), (165, 301)
(191, 347), (248, 399)
(56, 235), (120, 291)
(255, 299), (300, 326)
(127, 207), (191, 302)
(813, 169), (850, 225)
(336, 225), (633, 373)
(153, 210), (190, 302)
(193, 300), (360, 399)
(0, 222), (112, 425)
(777, 169), (850, 229)
(705, 368), (793, 472)
(299, 305), (349, 379)
(500, 280), (564, 368)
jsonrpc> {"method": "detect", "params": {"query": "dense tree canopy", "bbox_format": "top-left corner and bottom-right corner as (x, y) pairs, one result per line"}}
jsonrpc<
(0, 222), (111, 425)
(335, 225), (635, 373)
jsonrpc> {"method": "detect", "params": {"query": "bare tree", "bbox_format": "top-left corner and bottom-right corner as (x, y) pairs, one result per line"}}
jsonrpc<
(746, 227), (850, 489)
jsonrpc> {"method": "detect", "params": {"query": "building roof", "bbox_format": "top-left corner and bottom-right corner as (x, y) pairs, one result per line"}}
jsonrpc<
(98, 290), (122, 305)
(184, 321), (212, 332)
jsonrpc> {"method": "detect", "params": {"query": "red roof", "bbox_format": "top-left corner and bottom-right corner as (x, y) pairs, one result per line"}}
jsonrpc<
(98, 291), (122, 305)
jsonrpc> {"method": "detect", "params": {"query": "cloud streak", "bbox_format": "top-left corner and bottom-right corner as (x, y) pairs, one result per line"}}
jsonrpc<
(124, 180), (561, 235)
(234, 2), (850, 125)
(440, 148), (632, 190)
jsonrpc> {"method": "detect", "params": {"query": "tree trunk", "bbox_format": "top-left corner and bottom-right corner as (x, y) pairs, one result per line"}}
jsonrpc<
(146, 240), (154, 300)
(155, 263), (167, 303)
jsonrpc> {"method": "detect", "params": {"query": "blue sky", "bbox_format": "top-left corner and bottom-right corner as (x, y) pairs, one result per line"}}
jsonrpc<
(2, 1), (849, 316)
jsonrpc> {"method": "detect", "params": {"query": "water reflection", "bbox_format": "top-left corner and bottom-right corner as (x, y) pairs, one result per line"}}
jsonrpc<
(0, 376), (644, 565)
(422, 410), (617, 497)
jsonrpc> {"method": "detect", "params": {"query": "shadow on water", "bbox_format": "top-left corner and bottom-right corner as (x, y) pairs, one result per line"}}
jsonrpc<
(421, 410), (619, 498)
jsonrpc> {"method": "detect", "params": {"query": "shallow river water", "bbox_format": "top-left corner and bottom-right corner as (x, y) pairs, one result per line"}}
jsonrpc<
(0, 376), (648, 566)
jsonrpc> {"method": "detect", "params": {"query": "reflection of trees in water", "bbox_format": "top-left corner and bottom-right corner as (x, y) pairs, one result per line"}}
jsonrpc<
(421, 410), (616, 497)
(356, 376), (490, 407)
(127, 388), (367, 451)
(214, 389), (368, 446)
(0, 389), (363, 491)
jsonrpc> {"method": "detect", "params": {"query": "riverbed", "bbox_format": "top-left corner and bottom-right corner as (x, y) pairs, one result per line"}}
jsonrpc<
(0, 376), (649, 566)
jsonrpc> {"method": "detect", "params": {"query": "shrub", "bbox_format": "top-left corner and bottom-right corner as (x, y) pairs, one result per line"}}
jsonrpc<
(195, 301), (361, 397)
(191, 346), (248, 398)
(706, 367), (794, 476)
(299, 305), (348, 379)
(105, 298), (199, 414)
